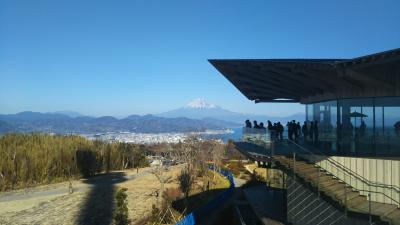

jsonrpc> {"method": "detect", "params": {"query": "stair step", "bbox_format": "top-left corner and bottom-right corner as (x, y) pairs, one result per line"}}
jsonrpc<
(321, 182), (345, 191)
(331, 186), (353, 196)
(316, 175), (333, 182)
(350, 201), (398, 216)
(297, 167), (319, 173)
(319, 183), (346, 199)
(382, 208), (400, 225)
(319, 179), (339, 187)
(335, 190), (360, 204)
(347, 196), (368, 208)
(303, 170), (322, 178)
(287, 162), (310, 167)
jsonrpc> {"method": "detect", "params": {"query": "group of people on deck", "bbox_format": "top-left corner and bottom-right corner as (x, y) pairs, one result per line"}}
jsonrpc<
(245, 119), (320, 142)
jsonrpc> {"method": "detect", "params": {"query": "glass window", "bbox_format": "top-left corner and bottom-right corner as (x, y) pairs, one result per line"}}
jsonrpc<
(302, 97), (400, 157)
(303, 101), (338, 154)
(338, 98), (374, 155)
(375, 97), (400, 156)
(306, 104), (313, 122)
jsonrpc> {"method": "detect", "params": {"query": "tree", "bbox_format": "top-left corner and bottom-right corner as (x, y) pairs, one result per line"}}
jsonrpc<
(178, 166), (195, 200)
(114, 188), (131, 225)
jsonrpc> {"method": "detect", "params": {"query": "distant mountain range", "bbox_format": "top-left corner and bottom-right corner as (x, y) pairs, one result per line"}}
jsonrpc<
(0, 98), (305, 134)
(158, 98), (305, 124)
(0, 111), (236, 134)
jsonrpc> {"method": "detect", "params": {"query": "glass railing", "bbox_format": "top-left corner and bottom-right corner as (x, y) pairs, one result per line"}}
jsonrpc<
(240, 128), (400, 209)
(242, 127), (269, 143)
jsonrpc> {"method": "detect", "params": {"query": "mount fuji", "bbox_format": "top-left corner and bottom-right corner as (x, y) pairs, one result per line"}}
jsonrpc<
(158, 98), (236, 119)
(157, 98), (305, 125)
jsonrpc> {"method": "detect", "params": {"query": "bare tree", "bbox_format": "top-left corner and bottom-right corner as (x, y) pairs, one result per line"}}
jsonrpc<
(151, 155), (166, 205)
(211, 141), (224, 180)
(178, 166), (195, 200)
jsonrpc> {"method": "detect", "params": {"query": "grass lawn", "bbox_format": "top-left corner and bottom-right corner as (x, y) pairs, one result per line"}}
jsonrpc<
(223, 160), (253, 180)
(172, 170), (230, 214)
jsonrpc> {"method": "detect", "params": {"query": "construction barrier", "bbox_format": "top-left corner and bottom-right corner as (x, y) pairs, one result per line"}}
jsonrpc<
(175, 165), (235, 225)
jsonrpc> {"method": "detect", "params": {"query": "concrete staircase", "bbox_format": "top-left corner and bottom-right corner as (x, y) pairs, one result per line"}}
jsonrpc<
(275, 156), (400, 225)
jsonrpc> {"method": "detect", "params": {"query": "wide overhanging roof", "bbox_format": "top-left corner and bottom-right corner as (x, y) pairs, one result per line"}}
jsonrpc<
(209, 48), (400, 104)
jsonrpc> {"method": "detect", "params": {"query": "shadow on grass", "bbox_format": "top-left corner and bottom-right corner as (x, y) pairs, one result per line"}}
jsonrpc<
(76, 172), (127, 225)
(172, 188), (228, 214)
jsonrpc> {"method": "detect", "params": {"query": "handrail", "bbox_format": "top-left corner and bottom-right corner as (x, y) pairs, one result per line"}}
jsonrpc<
(285, 139), (400, 205)
(241, 128), (400, 205)
(287, 139), (400, 192)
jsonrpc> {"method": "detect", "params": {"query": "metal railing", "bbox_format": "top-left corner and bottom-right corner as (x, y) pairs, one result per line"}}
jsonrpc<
(241, 127), (400, 221)
(286, 139), (400, 208)
(242, 127), (279, 157)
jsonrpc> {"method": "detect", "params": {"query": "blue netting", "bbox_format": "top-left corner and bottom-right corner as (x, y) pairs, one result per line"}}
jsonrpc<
(175, 213), (195, 225)
(174, 165), (235, 225)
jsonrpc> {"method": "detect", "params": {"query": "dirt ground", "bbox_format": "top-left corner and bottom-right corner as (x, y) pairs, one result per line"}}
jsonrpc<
(0, 165), (184, 225)
(118, 164), (185, 224)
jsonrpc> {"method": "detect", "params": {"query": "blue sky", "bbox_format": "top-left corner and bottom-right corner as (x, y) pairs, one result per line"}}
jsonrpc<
(1, 0), (399, 117)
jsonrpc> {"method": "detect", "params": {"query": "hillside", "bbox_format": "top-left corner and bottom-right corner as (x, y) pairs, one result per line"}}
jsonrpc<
(0, 112), (227, 134)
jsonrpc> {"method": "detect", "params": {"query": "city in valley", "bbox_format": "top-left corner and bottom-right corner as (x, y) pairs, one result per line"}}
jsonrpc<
(82, 129), (234, 144)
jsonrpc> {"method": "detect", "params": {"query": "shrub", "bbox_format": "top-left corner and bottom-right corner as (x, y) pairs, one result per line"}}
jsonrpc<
(178, 167), (195, 199)
(0, 133), (149, 191)
(164, 187), (182, 202)
(76, 149), (97, 177)
(114, 188), (130, 225)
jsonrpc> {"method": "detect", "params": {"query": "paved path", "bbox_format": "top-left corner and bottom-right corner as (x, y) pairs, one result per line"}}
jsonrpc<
(0, 170), (151, 203)
(0, 168), (153, 225)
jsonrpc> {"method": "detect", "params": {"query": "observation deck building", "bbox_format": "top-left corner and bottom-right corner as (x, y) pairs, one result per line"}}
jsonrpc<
(210, 48), (400, 225)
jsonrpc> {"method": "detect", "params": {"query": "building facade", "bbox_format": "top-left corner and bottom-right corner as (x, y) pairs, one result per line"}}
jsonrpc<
(210, 48), (400, 225)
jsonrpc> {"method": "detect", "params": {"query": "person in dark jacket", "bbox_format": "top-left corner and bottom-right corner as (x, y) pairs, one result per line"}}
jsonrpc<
(297, 122), (302, 138)
(395, 121), (400, 137)
(245, 119), (252, 128)
(277, 122), (284, 141)
(309, 121), (314, 141)
(253, 120), (260, 129)
(313, 121), (319, 142)
(267, 120), (273, 131)
(293, 120), (300, 140)
(302, 121), (308, 140)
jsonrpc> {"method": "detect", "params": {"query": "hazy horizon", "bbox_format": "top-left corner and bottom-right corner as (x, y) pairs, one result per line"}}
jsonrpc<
(0, 97), (306, 119)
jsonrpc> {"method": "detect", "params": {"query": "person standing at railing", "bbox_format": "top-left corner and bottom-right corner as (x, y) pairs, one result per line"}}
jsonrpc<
(267, 120), (273, 131)
(287, 122), (292, 140)
(309, 121), (315, 141)
(313, 120), (319, 143)
(295, 121), (301, 140)
(288, 120), (297, 141)
(245, 119), (252, 128)
(270, 123), (277, 140)
(253, 120), (260, 129)
(277, 122), (284, 141)
(259, 122), (266, 130)
(302, 121), (308, 140)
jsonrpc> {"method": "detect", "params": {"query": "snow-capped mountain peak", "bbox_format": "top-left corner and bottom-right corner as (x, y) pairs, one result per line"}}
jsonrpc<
(186, 98), (217, 109)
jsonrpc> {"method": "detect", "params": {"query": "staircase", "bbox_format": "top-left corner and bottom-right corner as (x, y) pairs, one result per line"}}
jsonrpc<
(275, 155), (400, 225)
